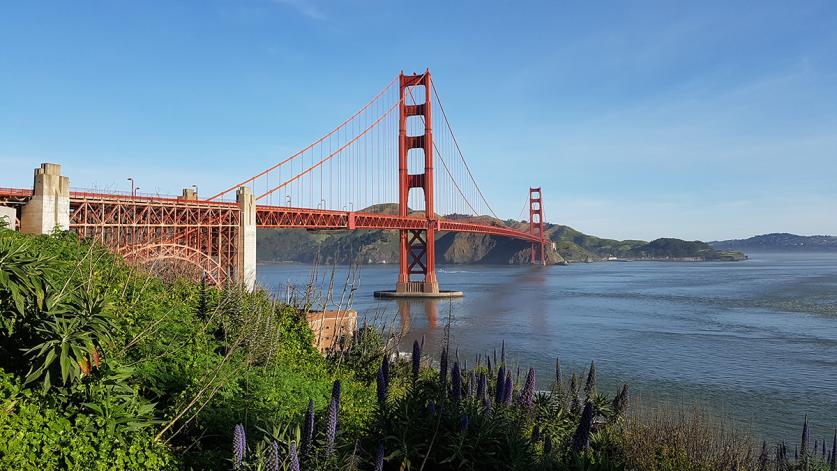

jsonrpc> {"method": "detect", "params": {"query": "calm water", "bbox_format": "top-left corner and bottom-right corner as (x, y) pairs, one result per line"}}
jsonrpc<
(258, 253), (837, 442)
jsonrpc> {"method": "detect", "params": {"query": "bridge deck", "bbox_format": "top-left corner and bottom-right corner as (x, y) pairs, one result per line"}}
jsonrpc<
(0, 188), (541, 243)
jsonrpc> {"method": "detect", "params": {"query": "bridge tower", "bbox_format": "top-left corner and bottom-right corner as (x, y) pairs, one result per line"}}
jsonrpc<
(396, 70), (439, 295)
(529, 187), (546, 265)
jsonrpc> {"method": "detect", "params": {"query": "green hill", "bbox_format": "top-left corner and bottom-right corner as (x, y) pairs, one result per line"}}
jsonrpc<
(257, 210), (745, 264)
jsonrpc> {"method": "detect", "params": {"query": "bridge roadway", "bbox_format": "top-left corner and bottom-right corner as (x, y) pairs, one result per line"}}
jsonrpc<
(1, 187), (541, 243)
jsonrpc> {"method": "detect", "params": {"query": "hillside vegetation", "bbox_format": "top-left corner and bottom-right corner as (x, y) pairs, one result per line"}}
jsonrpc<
(0, 227), (831, 470)
(258, 209), (745, 264)
(712, 233), (837, 252)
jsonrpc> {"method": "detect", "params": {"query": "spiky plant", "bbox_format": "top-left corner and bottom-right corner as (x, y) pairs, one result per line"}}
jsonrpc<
(584, 360), (597, 398)
(265, 440), (279, 471)
(288, 442), (300, 471)
(232, 424), (246, 469)
(374, 442), (385, 471)
(451, 362), (462, 403)
(569, 372), (581, 415)
(381, 355), (390, 389)
(503, 371), (513, 406)
(301, 399), (314, 458)
(440, 348), (448, 392)
(801, 415), (810, 463)
(612, 384), (629, 418)
(531, 424), (540, 443)
(331, 379), (342, 411)
(495, 366), (506, 404)
(467, 370), (476, 398)
(573, 402), (594, 452)
(411, 340), (421, 382)
(520, 367), (536, 409)
(376, 367), (387, 406)
(325, 398), (338, 458)
(427, 399), (437, 416)
(477, 372), (487, 402)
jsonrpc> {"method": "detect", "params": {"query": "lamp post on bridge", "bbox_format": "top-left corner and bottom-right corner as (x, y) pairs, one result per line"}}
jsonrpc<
(285, 195), (291, 207)
(127, 177), (135, 197)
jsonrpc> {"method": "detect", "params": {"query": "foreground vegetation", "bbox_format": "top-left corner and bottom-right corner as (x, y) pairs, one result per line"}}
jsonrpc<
(0, 228), (832, 470)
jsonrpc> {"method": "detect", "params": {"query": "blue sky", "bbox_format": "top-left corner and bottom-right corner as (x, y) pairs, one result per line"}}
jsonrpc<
(1, 0), (835, 240)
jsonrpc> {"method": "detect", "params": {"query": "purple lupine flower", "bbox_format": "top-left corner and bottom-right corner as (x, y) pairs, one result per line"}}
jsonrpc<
(467, 371), (476, 398)
(381, 355), (390, 388)
(520, 367), (536, 409)
(487, 356), (492, 376)
(301, 399), (315, 458)
(500, 340), (506, 365)
(439, 348), (448, 391)
(376, 367), (388, 406)
(325, 398), (338, 457)
(573, 402), (594, 452)
(503, 371), (514, 406)
(266, 440), (279, 471)
(232, 423), (246, 469)
(476, 372), (487, 401)
(460, 414), (469, 431)
(543, 435), (553, 454)
(374, 442), (385, 471)
(288, 442), (300, 471)
(412, 340), (421, 382)
(531, 424), (540, 443)
(494, 366), (506, 404)
(427, 399), (437, 417)
(451, 362), (462, 403)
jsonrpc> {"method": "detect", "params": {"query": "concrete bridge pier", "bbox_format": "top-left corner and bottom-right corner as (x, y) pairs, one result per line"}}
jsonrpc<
(236, 186), (257, 290)
(20, 163), (70, 234)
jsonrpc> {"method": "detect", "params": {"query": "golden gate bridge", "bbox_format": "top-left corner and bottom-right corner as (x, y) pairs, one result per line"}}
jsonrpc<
(0, 70), (546, 297)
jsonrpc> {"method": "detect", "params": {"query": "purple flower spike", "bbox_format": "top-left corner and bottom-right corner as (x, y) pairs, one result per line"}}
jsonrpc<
(494, 366), (506, 404)
(325, 398), (338, 457)
(520, 368), (536, 409)
(467, 371), (476, 398)
(301, 399), (315, 458)
(266, 440), (279, 471)
(376, 367), (388, 406)
(451, 362), (462, 403)
(232, 423), (246, 469)
(440, 348), (449, 391)
(428, 399), (437, 416)
(503, 371), (514, 406)
(288, 442), (300, 471)
(461, 414), (469, 431)
(477, 372), (487, 402)
(573, 402), (594, 452)
(381, 355), (390, 388)
(374, 442), (385, 471)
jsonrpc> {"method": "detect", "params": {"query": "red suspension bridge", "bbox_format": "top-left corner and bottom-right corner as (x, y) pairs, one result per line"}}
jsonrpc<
(0, 70), (547, 296)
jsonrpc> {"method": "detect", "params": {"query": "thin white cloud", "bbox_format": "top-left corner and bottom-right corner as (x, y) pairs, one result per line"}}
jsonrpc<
(271, 0), (326, 21)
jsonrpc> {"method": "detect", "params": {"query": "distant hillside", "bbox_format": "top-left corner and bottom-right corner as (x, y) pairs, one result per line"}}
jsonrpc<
(257, 207), (745, 264)
(711, 233), (837, 252)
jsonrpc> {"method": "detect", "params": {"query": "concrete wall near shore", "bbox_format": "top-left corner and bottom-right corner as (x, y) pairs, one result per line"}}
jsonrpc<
(20, 163), (70, 234)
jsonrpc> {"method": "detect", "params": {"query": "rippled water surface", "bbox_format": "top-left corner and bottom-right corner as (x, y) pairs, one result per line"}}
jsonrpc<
(258, 252), (837, 441)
